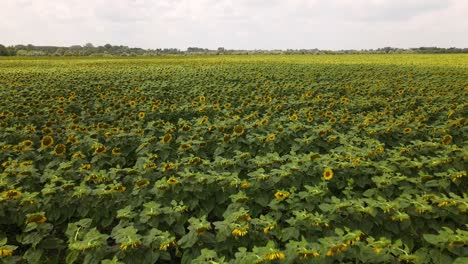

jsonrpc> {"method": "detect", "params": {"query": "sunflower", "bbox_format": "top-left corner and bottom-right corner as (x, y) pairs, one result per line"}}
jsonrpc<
(80, 164), (91, 171)
(223, 134), (232, 143)
(161, 134), (173, 144)
(72, 152), (86, 159)
(54, 144), (66, 156)
(159, 240), (176, 251)
(0, 248), (14, 257)
(403, 128), (413, 134)
(93, 145), (107, 155)
(441, 135), (453, 145)
(40, 135), (54, 149)
(231, 228), (248, 237)
(329, 118), (337, 124)
(138, 111), (145, 119)
(129, 100), (136, 107)
(20, 140), (33, 148)
(341, 97), (350, 103)
(135, 179), (150, 188)
(113, 186), (126, 192)
(323, 168), (334, 180)
(167, 176), (179, 185)
(179, 143), (192, 151)
(239, 182), (251, 189)
(162, 162), (175, 172)
(3, 189), (22, 199)
(265, 134), (276, 142)
(224, 103), (232, 108)
(199, 95), (206, 102)
(290, 114), (299, 121)
(274, 191), (290, 200)
(307, 116), (314, 123)
(263, 225), (275, 233)
(111, 148), (121, 155)
(264, 251), (286, 260)
(233, 125), (245, 136)
(26, 214), (47, 224)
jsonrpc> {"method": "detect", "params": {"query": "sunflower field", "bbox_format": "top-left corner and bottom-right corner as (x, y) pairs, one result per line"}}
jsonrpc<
(0, 54), (467, 264)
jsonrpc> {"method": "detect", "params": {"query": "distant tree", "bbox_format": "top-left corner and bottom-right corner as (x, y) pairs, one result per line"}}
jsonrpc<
(84, 43), (94, 48)
(0, 44), (8, 56)
(104, 44), (112, 49)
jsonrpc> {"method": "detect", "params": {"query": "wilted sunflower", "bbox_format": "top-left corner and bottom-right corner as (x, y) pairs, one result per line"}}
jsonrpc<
(54, 144), (66, 156)
(323, 168), (334, 180)
(41, 136), (54, 148)
(233, 125), (245, 136)
(161, 134), (173, 144)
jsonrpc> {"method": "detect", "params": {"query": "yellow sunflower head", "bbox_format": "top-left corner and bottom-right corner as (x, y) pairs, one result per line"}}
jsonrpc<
(233, 125), (245, 136)
(323, 168), (334, 180)
(41, 136), (54, 148)
(54, 144), (66, 156)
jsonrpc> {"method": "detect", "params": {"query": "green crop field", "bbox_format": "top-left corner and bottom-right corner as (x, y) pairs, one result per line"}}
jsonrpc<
(0, 54), (467, 263)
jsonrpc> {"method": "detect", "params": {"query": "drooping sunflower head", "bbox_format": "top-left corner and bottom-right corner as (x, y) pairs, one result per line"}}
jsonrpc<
(41, 136), (54, 148)
(233, 125), (245, 136)
(323, 168), (334, 180)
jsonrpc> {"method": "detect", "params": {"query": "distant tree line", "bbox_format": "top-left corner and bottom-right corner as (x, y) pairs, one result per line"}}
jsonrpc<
(0, 44), (467, 56)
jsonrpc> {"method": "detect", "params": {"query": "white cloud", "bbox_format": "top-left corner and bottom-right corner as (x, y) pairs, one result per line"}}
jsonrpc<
(0, 0), (466, 49)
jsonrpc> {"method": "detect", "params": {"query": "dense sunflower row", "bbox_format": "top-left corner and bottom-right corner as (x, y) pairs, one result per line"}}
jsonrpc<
(0, 55), (467, 264)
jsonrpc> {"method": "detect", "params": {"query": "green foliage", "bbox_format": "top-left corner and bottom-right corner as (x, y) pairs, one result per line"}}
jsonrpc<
(0, 55), (467, 263)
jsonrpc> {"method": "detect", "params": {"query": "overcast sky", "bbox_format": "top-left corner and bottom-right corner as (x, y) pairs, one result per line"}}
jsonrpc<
(1, 0), (467, 50)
